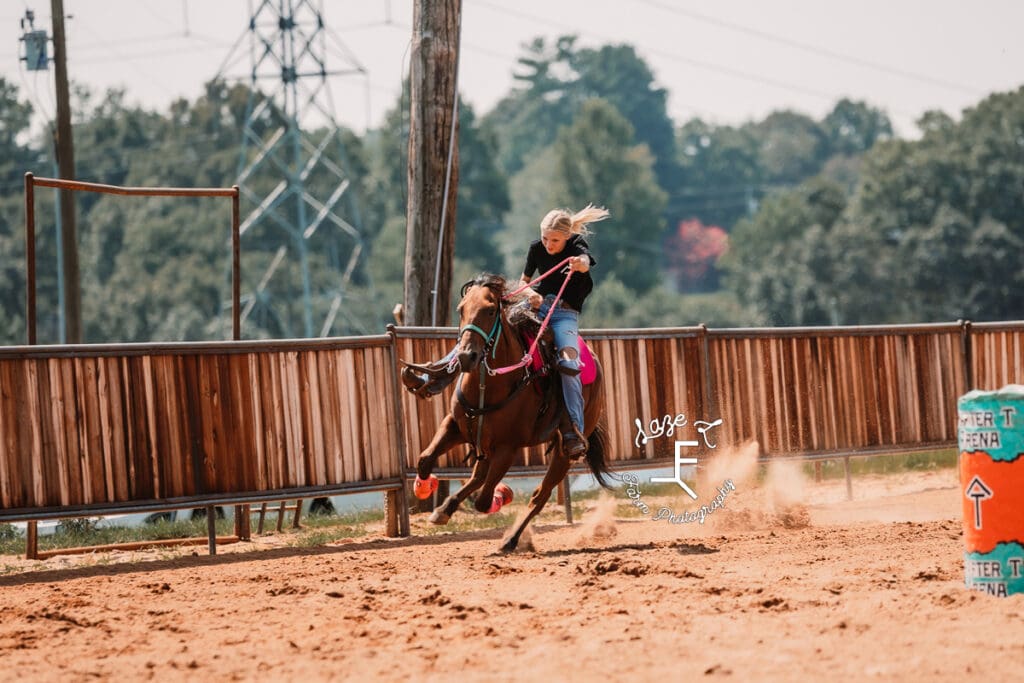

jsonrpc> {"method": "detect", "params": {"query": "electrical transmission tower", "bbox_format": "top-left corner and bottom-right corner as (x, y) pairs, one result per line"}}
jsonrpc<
(228, 0), (368, 337)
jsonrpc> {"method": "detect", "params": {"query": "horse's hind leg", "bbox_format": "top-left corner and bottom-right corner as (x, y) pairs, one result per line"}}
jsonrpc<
(500, 452), (572, 552)
(416, 414), (465, 479)
(429, 457), (490, 525)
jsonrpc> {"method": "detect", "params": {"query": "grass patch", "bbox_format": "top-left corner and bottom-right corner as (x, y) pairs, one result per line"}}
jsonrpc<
(804, 449), (958, 480)
(288, 507), (384, 547)
(415, 509), (518, 535)
(0, 516), (238, 556)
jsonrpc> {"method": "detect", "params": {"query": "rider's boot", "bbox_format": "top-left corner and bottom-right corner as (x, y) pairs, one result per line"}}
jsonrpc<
(560, 421), (588, 459)
(401, 364), (457, 399)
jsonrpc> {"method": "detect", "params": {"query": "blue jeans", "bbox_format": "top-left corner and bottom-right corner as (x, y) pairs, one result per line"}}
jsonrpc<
(538, 295), (584, 434)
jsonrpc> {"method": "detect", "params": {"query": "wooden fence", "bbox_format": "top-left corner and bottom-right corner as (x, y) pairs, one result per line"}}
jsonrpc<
(0, 338), (409, 536)
(707, 323), (966, 457)
(395, 321), (1024, 478)
(967, 322), (1024, 391)
(4, 320), (1023, 547)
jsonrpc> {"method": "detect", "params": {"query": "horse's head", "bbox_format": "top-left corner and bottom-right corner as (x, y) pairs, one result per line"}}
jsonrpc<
(454, 274), (508, 372)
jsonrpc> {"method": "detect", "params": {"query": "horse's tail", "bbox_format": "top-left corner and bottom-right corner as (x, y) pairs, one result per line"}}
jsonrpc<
(585, 423), (615, 490)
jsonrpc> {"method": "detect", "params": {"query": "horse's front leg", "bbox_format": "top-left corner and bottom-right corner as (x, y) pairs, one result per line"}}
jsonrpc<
(416, 414), (466, 479)
(429, 456), (490, 525)
(500, 449), (572, 552)
(430, 446), (515, 524)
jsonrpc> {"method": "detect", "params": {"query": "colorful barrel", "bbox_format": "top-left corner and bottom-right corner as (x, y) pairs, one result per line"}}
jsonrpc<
(957, 386), (1024, 597)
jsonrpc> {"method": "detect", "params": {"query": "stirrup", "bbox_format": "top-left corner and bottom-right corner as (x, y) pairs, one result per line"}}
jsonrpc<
(557, 359), (581, 377)
(561, 427), (588, 458)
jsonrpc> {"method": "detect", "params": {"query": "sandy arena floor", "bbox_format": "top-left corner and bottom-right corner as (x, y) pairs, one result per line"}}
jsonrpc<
(0, 460), (1021, 682)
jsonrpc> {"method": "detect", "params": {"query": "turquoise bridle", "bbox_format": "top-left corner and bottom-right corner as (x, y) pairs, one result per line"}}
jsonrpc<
(458, 311), (502, 359)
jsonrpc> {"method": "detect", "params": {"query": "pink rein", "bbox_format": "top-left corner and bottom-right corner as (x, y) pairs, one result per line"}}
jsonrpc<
(490, 256), (573, 375)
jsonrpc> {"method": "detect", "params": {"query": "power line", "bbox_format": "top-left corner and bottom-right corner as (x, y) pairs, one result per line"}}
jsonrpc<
(73, 42), (228, 66)
(71, 32), (233, 54)
(472, 0), (924, 121)
(635, 0), (981, 96)
(474, 1), (842, 101)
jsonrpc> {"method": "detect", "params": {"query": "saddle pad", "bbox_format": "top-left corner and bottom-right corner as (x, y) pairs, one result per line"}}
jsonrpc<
(522, 333), (597, 386)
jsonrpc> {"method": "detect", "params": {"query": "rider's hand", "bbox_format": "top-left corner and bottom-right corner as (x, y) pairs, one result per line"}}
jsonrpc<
(568, 255), (589, 272)
(526, 288), (543, 309)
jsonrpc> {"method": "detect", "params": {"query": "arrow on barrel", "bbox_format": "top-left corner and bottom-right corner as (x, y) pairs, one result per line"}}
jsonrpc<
(965, 476), (993, 530)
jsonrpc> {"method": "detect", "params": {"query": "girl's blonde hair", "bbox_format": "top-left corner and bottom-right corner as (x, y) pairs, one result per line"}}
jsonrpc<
(540, 203), (610, 237)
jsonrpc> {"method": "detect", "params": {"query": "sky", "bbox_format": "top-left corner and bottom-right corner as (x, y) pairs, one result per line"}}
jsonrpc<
(2, 0), (1023, 140)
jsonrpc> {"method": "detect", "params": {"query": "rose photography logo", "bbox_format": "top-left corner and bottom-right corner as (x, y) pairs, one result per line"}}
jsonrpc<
(625, 413), (733, 524)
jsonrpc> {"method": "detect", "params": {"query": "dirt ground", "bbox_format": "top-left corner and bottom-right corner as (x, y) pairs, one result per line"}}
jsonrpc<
(0, 459), (1021, 682)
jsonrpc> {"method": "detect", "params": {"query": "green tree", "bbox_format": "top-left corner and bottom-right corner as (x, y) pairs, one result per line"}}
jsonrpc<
(675, 119), (761, 230)
(485, 36), (578, 176)
(571, 44), (679, 192)
(754, 110), (829, 186)
(721, 177), (846, 325)
(838, 88), (1024, 322)
(452, 105), (509, 274)
(549, 99), (667, 293)
(822, 98), (893, 156)
(0, 78), (36, 344)
(486, 36), (679, 194)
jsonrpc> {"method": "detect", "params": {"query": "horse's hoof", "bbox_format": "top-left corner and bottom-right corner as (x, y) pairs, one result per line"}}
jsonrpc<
(499, 538), (518, 553)
(428, 509), (450, 525)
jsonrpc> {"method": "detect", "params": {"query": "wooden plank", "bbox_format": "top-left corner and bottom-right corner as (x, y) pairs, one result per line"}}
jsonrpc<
(122, 357), (146, 499)
(267, 352), (287, 489)
(360, 349), (380, 481)
(24, 360), (45, 506)
(304, 351), (325, 486)
(213, 353), (234, 491)
(341, 349), (361, 481)
(42, 360), (69, 505)
(72, 358), (96, 504)
(141, 355), (161, 498)
(285, 351), (306, 486)
(228, 353), (255, 493)
(377, 347), (402, 478)
(105, 357), (129, 501)
(95, 355), (117, 501)
(0, 361), (15, 508)
(248, 354), (267, 492)
(193, 354), (217, 494)
(31, 360), (53, 504)
(317, 351), (340, 484)
(780, 338), (798, 453)
(165, 355), (190, 498)
(279, 351), (297, 486)
(358, 350), (378, 483)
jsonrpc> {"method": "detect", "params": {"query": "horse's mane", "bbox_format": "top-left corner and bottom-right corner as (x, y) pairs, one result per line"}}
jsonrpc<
(459, 273), (508, 298)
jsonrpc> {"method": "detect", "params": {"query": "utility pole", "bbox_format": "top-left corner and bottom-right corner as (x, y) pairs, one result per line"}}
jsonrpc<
(405, 0), (461, 512)
(51, 0), (80, 343)
(404, 0), (461, 327)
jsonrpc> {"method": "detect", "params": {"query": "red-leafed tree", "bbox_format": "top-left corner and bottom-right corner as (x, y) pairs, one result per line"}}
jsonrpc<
(665, 219), (729, 292)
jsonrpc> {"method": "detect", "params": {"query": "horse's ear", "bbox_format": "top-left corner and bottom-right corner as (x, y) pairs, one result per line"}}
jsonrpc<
(459, 280), (474, 297)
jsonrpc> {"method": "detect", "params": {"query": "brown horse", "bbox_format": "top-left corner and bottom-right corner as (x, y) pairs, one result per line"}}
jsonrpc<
(412, 274), (614, 552)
